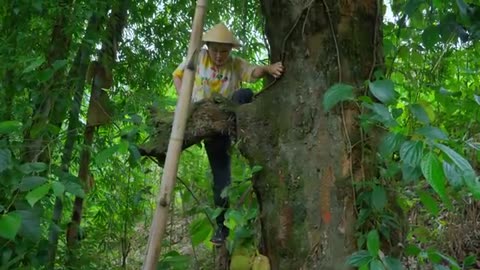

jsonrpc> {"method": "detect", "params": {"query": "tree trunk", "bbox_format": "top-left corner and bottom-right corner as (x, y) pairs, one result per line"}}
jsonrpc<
(22, 0), (74, 163)
(47, 12), (106, 268)
(66, 0), (130, 250)
(236, 1), (383, 269)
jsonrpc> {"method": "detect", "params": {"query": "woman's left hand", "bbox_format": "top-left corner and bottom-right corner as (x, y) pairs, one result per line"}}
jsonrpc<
(267, 62), (284, 78)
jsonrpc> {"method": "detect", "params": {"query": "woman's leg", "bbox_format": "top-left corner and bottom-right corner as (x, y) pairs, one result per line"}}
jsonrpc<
(204, 135), (231, 244)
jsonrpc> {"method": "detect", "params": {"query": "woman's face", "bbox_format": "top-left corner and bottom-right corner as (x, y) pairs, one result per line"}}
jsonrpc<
(207, 42), (233, 67)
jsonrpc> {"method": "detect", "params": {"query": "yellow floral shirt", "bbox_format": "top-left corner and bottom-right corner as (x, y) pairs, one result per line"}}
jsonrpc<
(173, 49), (257, 102)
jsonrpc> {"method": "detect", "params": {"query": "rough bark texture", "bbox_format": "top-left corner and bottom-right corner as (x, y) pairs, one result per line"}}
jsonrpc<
(139, 97), (237, 164)
(236, 0), (382, 269)
(140, 1), (382, 268)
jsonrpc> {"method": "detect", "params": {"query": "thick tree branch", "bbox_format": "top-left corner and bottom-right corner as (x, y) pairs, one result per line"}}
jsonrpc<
(139, 97), (238, 165)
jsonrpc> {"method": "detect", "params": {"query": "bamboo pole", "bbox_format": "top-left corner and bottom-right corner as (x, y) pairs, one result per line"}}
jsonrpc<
(142, 1), (207, 269)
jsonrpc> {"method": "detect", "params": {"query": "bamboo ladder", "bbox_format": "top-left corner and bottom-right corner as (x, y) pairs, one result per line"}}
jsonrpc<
(142, 1), (208, 269)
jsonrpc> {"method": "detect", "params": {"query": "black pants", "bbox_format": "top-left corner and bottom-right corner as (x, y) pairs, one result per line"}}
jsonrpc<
(204, 88), (253, 227)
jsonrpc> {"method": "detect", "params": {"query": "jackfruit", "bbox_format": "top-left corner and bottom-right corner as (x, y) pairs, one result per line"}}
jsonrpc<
(230, 254), (252, 270)
(252, 254), (270, 270)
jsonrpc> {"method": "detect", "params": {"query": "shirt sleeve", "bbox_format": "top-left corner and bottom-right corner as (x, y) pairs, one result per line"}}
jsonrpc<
(234, 57), (258, 83)
(172, 59), (186, 79)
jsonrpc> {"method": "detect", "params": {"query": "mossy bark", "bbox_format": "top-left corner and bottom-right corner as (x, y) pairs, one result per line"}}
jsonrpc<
(236, 1), (383, 269)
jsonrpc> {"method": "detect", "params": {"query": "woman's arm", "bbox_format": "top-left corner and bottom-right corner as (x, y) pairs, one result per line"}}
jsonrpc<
(252, 62), (284, 79)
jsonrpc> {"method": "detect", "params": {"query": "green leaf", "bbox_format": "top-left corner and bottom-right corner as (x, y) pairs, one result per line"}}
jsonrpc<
(409, 104), (431, 124)
(404, 244), (421, 256)
(383, 256), (404, 270)
(346, 250), (372, 267)
(416, 126), (448, 140)
(22, 56), (45, 73)
(367, 230), (380, 257)
(400, 141), (424, 167)
(52, 182), (65, 197)
(19, 162), (48, 174)
(442, 161), (463, 187)
(251, 165), (263, 174)
(463, 255), (477, 266)
(422, 25), (440, 49)
(0, 121), (22, 134)
(418, 191), (440, 216)
(64, 182), (85, 198)
(370, 259), (386, 270)
(368, 79), (397, 104)
(369, 103), (397, 127)
(371, 186), (387, 211)
(0, 213), (21, 240)
(0, 149), (12, 173)
(402, 163), (422, 183)
(17, 209), (41, 242)
(189, 217), (211, 246)
(95, 145), (120, 166)
(421, 152), (447, 201)
(379, 132), (406, 158)
(322, 83), (355, 112)
(18, 176), (47, 192)
(434, 143), (475, 174)
(25, 183), (51, 207)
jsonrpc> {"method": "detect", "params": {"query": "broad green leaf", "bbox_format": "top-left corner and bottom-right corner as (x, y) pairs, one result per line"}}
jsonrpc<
(0, 212), (21, 240)
(422, 25), (440, 49)
(118, 140), (129, 154)
(442, 161), (463, 187)
(22, 56), (45, 73)
(52, 182), (65, 197)
(371, 186), (387, 211)
(409, 104), (431, 124)
(17, 209), (41, 242)
(464, 176), (480, 200)
(18, 176), (47, 192)
(434, 143), (475, 174)
(251, 165), (263, 174)
(0, 121), (22, 134)
(421, 152), (447, 201)
(367, 230), (380, 257)
(0, 149), (12, 173)
(189, 217), (211, 246)
(368, 79), (397, 104)
(463, 255), (477, 266)
(416, 126), (448, 140)
(19, 162), (48, 174)
(383, 256), (404, 270)
(435, 251), (461, 269)
(400, 141), (424, 167)
(322, 83), (354, 112)
(346, 250), (372, 266)
(418, 191), (440, 216)
(95, 145), (120, 166)
(64, 182), (85, 198)
(369, 103), (397, 127)
(379, 132), (406, 158)
(25, 183), (51, 207)
(404, 244), (421, 256)
(370, 259), (386, 270)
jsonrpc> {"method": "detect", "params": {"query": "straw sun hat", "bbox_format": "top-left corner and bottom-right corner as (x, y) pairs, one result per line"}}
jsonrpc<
(202, 23), (241, 48)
